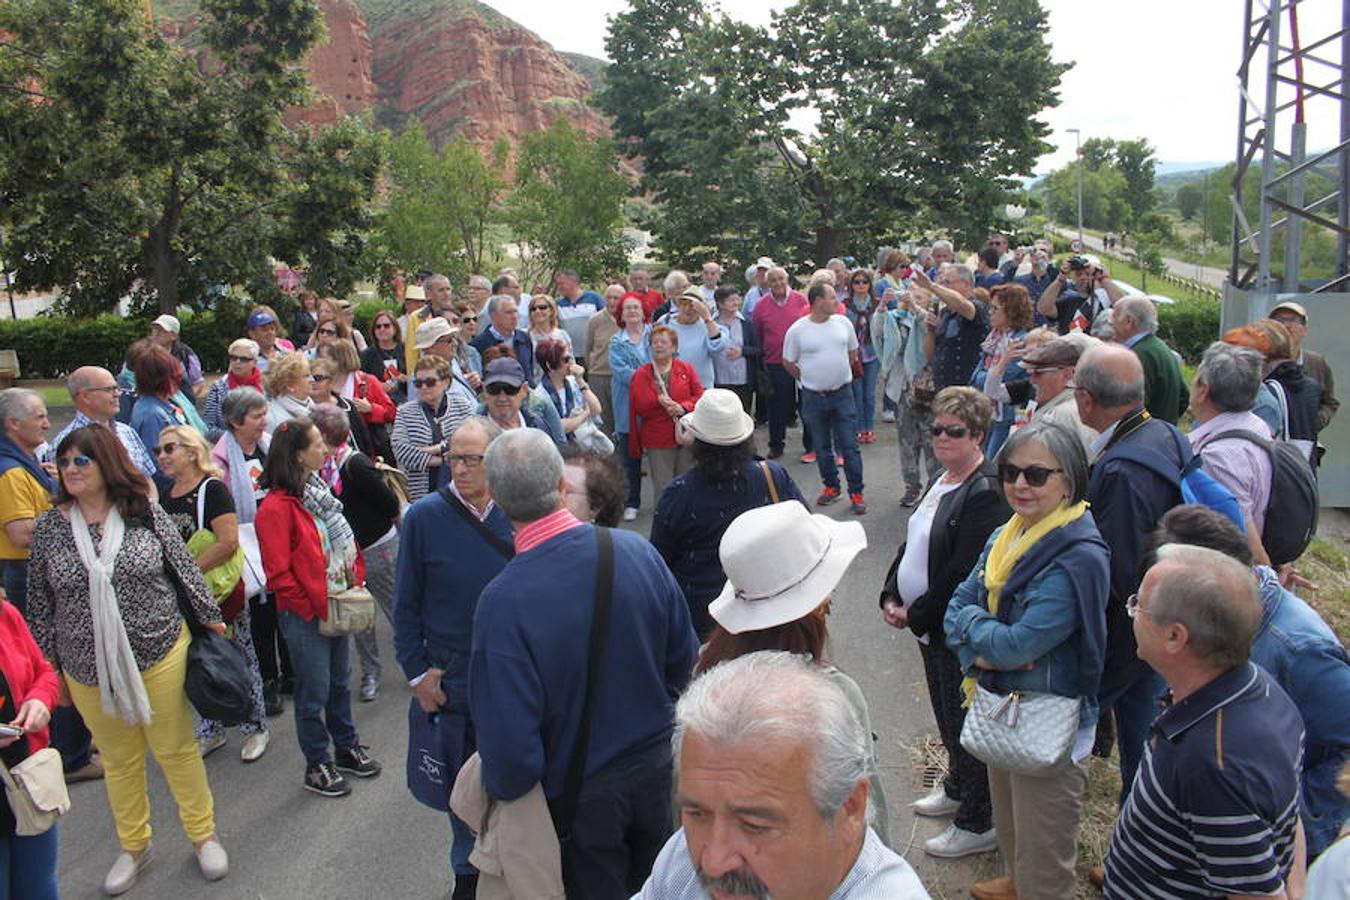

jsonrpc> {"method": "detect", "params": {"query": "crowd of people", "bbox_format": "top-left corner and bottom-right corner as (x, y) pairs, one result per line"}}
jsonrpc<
(0, 241), (1343, 900)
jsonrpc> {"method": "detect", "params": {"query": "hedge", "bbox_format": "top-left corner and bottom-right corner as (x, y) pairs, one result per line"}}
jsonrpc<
(0, 311), (246, 379)
(1157, 295), (1221, 365)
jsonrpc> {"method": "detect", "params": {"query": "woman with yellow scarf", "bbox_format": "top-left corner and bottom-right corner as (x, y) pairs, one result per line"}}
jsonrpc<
(944, 420), (1110, 900)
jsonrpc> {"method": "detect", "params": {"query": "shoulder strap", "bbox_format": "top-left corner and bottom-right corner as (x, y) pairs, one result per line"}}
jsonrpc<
(758, 461), (781, 504)
(196, 476), (218, 532)
(552, 526), (615, 842)
(437, 487), (514, 560)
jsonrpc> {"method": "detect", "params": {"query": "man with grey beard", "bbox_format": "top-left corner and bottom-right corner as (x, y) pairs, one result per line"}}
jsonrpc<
(634, 653), (930, 899)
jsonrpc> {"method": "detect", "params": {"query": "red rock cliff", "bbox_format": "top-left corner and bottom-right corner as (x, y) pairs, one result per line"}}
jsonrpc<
(289, 0), (376, 129)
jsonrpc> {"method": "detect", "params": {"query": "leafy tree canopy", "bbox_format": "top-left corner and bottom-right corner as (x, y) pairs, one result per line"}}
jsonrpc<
(598, 0), (1069, 275)
(0, 0), (383, 315)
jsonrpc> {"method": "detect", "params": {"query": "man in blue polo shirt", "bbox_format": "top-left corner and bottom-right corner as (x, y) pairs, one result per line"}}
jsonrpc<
(1105, 544), (1305, 899)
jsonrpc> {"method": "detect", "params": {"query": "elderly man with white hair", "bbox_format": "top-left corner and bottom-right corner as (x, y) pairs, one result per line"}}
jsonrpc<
(1110, 295), (1188, 424)
(469, 294), (536, 385)
(635, 652), (930, 899)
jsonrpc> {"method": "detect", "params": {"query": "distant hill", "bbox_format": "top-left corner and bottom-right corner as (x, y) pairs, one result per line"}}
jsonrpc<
(152, 0), (611, 151)
(562, 52), (608, 93)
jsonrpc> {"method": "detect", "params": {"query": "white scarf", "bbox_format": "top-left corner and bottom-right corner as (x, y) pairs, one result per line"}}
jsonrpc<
(70, 505), (153, 726)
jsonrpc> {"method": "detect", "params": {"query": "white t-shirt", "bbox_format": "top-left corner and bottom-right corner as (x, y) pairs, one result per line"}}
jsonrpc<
(895, 479), (964, 620)
(782, 314), (858, 392)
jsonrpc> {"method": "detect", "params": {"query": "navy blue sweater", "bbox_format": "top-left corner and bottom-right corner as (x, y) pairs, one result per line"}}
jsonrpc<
(394, 490), (514, 701)
(469, 525), (698, 802)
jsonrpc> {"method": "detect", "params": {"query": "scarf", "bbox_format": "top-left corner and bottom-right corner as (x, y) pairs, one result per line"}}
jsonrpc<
(224, 432), (260, 523)
(69, 505), (153, 726)
(272, 394), (311, 421)
(303, 474), (355, 561)
(320, 441), (351, 496)
(0, 433), (54, 493)
(848, 294), (877, 348)
(226, 368), (264, 393)
(979, 327), (1012, 370)
(962, 500), (1089, 705)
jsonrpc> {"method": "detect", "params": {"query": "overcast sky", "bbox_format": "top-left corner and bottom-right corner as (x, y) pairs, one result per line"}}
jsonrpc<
(486, 0), (1343, 175)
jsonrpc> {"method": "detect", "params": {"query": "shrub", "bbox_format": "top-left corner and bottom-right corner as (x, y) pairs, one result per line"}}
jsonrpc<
(1157, 295), (1221, 365)
(0, 310), (241, 379)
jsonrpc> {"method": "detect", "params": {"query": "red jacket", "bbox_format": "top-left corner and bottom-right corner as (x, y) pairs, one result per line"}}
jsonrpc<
(256, 492), (330, 621)
(0, 601), (58, 755)
(352, 371), (397, 426)
(628, 359), (703, 457)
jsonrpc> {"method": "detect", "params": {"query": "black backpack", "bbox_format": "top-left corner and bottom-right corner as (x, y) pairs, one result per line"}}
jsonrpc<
(1211, 429), (1319, 565)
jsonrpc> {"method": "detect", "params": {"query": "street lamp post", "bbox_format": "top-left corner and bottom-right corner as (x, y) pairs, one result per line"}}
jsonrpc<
(1067, 127), (1083, 245)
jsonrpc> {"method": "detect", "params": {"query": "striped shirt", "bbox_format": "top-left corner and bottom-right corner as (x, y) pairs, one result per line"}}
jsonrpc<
(1105, 664), (1303, 899)
(633, 827), (930, 899)
(513, 507), (584, 553)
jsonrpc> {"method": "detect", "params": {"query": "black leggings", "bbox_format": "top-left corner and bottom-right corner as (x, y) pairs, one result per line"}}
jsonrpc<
(249, 593), (294, 683)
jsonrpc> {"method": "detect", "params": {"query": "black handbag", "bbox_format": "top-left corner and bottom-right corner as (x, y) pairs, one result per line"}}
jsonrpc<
(165, 551), (255, 725)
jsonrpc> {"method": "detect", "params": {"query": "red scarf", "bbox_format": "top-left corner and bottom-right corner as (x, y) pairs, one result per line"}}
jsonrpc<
(227, 368), (264, 392)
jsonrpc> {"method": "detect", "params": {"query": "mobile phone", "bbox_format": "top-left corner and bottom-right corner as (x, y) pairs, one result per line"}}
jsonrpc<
(0, 723), (24, 738)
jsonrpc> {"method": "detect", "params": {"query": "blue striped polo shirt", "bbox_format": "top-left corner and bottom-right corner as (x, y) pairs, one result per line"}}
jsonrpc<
(1105, 663), (1303, 899)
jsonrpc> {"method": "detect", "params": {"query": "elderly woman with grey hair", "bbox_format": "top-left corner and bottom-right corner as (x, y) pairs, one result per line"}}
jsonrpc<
(943, 420), (1110, 900)
(210, 387), (292, 715)
(310, 403), (400, 703)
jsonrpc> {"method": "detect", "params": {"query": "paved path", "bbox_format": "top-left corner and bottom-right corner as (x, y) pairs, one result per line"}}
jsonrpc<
(54, 417), (1009, 900)
(1054, 228), (1229, 290)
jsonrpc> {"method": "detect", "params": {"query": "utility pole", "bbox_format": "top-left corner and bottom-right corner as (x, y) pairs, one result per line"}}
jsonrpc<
(1067, 128), (1083, 245)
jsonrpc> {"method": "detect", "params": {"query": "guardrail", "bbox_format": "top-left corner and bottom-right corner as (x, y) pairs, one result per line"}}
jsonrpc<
(1096, 249), (1222, 302)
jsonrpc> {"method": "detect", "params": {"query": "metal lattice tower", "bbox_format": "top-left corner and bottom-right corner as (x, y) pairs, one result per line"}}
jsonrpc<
(1229, 0), (1349, 294)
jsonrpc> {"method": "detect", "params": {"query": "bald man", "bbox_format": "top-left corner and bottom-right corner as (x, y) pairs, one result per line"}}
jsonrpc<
(1075, 344), (1185, 815)
(50, 366), (158, 485)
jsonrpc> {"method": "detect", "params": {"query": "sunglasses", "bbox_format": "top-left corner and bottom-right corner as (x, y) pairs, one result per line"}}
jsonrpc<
(930, 424), (969, 438)
(228, 355), (257, 363)
(999, 463), (1064, 487)
(413, 377), (444, 389)
(485, 382), (518, 396)
(310, 373), (331, 383)
(852, 278), (871, 285)
(317, 328), (338, 336)
(373, 322), (394, 330)
(57, 454), (93, 470)
(530, 305), (550, 312)
(153, 442), (178, 457)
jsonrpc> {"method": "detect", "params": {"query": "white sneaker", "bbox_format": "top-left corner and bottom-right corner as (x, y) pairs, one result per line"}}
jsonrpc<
(923, 823), (998, 858)
(881, 409), (897, 423)
(911, 784), (961, 817)
(195, 838), (229, 881)
(197, 733), (227, 758)
(104, 845), (152, 896)
(623, 507), (638, 522)
(240, 731), (270, 763)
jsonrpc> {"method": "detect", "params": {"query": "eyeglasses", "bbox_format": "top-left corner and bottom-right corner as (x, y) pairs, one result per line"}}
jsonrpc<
(373, 322), (394, 330)
(57, 454), (93, 470)
(449, 453), (485, 467)
(930, 424), (970, 438)
(413, 377), (444, 389)
(83, 385), (124, 396)
(999, 463), (1064, 487)
(1270, 315), (1303, 327)
(1065, 382), (1090, 395)
(1124, 593), (1152, 620)
(851, 278), (871, 285)
(310, 373), (331, 383)
(153, 442), (178, 457)
(228, 355), (257, 363)
(485, 382), (518, 396)
(562, 355), (573, 363)
(317, 327), (338, 336)
(530, 305), (550, 312)
(1026, 366), (1064, 376)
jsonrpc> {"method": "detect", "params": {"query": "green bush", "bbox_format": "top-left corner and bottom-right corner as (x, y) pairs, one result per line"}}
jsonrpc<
(353, 299), (399, 338)
(0, 310), (244, 379)
(1157, 295), (1221, 364)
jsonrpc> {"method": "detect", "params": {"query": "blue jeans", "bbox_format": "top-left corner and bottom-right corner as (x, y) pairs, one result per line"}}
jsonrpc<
(800, 387), (864, 494)
(850, 357), (880, 432)
(0, 812), (58, 900)
(278, 611), (359, 767)
(0, 560), (27, 617)
(436, 705), (478, 877)
(1097, 668), (1165, 805)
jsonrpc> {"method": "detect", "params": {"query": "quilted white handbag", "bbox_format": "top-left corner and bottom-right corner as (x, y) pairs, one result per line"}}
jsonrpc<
(960, 685), (1080, 776)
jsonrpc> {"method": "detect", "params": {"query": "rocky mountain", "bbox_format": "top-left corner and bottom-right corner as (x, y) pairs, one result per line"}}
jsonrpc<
(153, 0), (610, 150)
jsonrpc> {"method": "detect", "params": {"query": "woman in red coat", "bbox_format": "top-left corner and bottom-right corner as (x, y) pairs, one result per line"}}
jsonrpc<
(629, 324), (704, 503)
(0, 591), (60, 898)
(255, 416), (380, 799)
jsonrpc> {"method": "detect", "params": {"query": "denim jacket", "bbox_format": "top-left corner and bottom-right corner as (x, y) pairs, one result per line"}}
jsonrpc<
(944, 515), (1110, 728)
(1252, 565), (1350, 858)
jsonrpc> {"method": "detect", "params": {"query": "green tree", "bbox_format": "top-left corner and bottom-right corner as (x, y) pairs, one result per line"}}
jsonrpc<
(503, 118), (631, 289)
(0, 0), (381, 314)
(1046, 163), (1129, 231)
(598, 0), (1068, 272)
(1175, 183), (1203, 221)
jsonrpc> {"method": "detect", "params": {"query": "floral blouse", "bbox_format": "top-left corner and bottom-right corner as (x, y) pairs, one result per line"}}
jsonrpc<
(26, 503), (221, 686)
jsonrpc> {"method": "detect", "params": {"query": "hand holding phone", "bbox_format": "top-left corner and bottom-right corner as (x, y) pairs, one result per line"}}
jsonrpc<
(0, 723), (25, 738)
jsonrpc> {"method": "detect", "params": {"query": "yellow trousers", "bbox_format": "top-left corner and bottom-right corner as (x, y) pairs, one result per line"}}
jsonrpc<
(65, 627), (216, 851)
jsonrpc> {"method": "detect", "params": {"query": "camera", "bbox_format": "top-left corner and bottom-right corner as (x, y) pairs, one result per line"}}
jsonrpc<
(1067, 256), (1091, 270)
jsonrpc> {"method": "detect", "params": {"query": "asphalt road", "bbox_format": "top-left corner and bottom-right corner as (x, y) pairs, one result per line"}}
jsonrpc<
(54, 416), (1001, 900)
